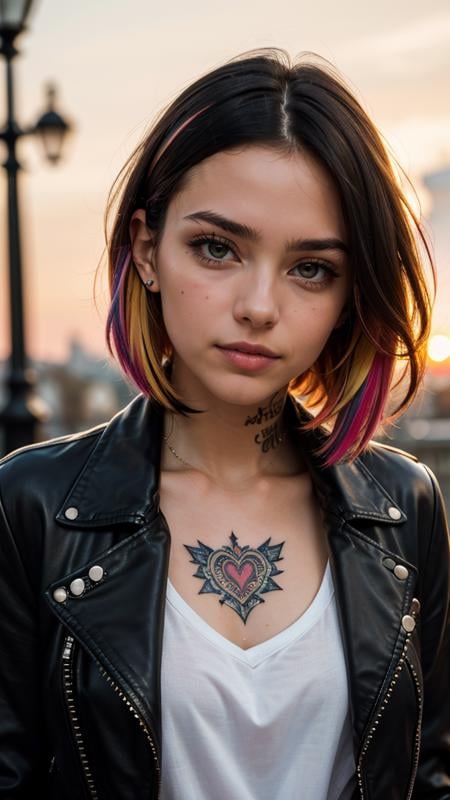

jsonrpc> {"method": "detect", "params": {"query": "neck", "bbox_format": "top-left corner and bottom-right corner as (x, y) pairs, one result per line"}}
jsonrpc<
(161, 374), (306, 490)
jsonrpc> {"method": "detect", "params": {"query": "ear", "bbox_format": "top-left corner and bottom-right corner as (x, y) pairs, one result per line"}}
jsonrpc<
(129, 209), (159, 291)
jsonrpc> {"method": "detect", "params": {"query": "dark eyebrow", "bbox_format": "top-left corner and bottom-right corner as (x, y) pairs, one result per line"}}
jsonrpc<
(183, 210), (349, 254)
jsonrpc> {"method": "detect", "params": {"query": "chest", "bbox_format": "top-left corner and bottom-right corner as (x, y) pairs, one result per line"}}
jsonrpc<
(159, 470), (330, 651)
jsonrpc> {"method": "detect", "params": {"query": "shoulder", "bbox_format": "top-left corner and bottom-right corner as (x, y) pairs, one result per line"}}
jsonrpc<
(361, 438), (420, 479)
(0, 422), (106, 475)
(368, 440), (419, 463)
(0, 424), (105, 523)
(360, 438), (447, 524)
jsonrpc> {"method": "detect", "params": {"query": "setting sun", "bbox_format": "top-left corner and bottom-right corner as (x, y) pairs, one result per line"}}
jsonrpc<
(428, 334), (450, 362)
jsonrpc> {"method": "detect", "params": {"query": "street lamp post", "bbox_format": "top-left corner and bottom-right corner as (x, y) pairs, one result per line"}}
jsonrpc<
(0, 0), (72, 456)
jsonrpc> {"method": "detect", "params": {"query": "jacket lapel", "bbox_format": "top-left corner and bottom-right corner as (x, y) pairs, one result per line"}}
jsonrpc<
(284, 397), (417, 751)
(326, 513), (417, 750)
(45, 511), (171, 752)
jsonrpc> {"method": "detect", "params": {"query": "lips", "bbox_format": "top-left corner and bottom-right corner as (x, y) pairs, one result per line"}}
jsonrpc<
(217, 342), (279, 358)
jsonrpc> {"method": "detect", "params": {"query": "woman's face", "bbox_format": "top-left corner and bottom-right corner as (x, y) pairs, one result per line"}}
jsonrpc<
(133, 145), (351, 409)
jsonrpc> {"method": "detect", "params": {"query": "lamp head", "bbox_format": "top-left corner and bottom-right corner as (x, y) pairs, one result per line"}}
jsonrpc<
(0, 0), (35, 36)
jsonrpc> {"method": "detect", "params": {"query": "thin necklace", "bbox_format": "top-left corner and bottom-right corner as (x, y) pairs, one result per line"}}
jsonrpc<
(162, 412), (286, 470)
(162, 414), (192, 467)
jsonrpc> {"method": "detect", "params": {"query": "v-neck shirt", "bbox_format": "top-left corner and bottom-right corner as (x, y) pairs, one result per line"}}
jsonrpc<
(160, 560), (357, 799)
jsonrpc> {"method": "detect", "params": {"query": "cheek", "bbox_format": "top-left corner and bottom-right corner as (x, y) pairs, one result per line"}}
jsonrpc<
(285, 299), (344, 365)
(158, 274), (217, 350)
(288, 298), (342, 334)
(160, 257), (224, 319)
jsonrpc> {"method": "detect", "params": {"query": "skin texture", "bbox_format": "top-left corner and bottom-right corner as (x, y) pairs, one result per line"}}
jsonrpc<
(130, 144), (351, 491)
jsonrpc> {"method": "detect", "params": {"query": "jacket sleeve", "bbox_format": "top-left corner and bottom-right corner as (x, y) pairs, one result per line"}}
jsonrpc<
(412, 464), (450, 798)
(0, 468), (47, 795)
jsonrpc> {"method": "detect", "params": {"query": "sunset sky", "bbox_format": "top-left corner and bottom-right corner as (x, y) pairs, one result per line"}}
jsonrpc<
(1, 0), (449, 363)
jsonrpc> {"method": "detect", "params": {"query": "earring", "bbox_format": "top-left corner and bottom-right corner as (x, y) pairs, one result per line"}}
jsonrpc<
(144, 279), (154, 288)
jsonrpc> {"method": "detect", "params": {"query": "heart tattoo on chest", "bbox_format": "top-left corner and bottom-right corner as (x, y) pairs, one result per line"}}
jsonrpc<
(184, 532), (285, 623)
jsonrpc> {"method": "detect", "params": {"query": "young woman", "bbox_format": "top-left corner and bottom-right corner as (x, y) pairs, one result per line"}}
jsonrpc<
(0, 48), (449, 800)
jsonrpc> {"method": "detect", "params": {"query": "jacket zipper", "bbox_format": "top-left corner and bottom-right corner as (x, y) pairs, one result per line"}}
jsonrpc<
(95, 659), (162, 800)
(404, 654), (423, 800)
(355, 626), (422, 799)
(61, 633), (161, 800)
(62, 634), (99, 799)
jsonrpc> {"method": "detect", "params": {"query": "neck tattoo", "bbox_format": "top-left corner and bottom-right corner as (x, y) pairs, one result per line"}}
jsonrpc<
(244, 391), (286, 454)
(163, 391), (287, 466)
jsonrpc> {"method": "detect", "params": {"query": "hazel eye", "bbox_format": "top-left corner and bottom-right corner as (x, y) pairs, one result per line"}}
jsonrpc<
(205, 242), (230, 259)
(289, 260), (339, 288)
(188, 233), (236, 265)
(298, 263), (321, 278)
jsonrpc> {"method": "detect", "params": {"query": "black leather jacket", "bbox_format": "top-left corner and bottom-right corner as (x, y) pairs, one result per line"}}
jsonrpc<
(0, 392), (449, 800)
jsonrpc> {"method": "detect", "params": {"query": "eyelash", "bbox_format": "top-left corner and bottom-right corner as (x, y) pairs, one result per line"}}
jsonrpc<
(187, 233), (340, 289)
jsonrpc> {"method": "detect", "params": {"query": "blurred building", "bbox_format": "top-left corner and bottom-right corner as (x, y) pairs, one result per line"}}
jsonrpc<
(0, 337), (136, 442)
(38, 338), (136, 437)
(422, 163), (450, 336)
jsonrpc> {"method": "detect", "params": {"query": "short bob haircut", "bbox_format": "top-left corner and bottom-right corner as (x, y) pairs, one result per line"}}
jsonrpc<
(100, 48), (435, 467)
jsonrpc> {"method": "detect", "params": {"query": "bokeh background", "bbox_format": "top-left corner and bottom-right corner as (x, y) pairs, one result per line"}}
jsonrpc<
(1, 0), (449, 506)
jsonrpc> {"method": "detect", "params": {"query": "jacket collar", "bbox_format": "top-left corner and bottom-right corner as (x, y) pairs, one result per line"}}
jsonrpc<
(55, 392), (406, 528)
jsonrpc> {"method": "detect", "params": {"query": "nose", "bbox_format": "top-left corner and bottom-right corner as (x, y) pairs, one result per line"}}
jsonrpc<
(232, 270), (280, 329)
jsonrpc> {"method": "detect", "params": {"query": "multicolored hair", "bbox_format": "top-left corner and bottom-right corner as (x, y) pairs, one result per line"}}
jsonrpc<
(98, 47), (435, 467)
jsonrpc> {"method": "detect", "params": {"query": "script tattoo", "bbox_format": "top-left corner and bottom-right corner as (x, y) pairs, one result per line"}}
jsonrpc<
(244, 392), (283, 426)
(184, 531), (285, 623)
(244, 391), (285, 454)
(254, 421), (284, 453)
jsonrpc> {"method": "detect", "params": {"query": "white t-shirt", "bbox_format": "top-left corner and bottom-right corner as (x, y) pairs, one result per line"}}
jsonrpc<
(160, 560), (357, 800)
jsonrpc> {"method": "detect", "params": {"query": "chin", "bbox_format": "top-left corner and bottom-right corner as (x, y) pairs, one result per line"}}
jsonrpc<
(171, 354), (290, 407)
(200, 373), (287, 408)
